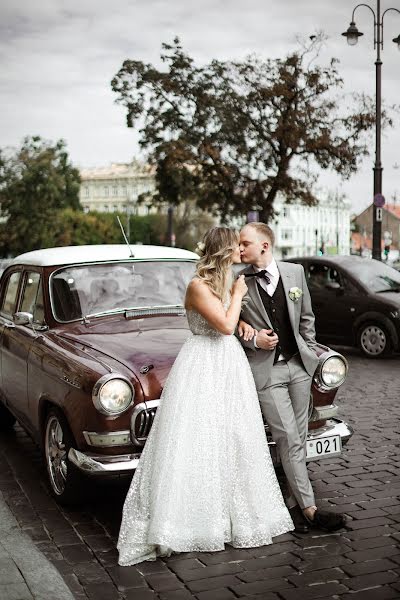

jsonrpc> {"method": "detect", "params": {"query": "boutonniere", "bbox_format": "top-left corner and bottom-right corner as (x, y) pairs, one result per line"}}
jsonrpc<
(288, 287), (303, 302)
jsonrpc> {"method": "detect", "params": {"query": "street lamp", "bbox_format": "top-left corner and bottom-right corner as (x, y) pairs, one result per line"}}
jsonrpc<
(342, 1), (400, 261)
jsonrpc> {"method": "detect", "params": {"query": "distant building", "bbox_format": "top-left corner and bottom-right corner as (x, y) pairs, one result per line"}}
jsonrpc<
(79, 160), (157, 216)
(272, 195), (351, 259)
(352, 204), (400, 254)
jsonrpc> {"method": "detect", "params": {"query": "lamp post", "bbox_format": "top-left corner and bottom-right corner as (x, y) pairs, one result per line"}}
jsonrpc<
(342, 1), (400, 261)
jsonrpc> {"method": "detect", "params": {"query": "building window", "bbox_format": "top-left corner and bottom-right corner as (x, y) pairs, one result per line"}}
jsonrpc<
(282, 230), (292, 240)
(104, 186), (109, 197)
(103, 205), (109, 212)
(122, 186), (127, 196)
(282, 206), (289, 218)
(83, 206), (90, 213)
(84, 186), (90, 197)
(113, 205), (118, 212)
(113, 186), (118, 196)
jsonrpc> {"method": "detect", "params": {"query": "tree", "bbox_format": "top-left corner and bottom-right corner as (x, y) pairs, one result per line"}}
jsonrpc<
(0, 136), (81, 256)
(111, 37), (392, 222)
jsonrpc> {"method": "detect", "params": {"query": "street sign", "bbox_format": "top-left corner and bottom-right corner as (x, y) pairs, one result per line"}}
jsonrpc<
(376, 208), (383, 222)
(374, 193), (385, 207)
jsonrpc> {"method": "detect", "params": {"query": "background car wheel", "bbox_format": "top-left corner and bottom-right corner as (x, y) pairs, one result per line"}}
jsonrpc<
(358, 323), (392, 358)
(0, 401), (16, 430)
(44, 408), (82, 504)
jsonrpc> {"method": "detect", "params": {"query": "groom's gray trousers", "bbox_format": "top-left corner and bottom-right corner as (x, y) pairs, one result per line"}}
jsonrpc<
(259, 354), (315, 510)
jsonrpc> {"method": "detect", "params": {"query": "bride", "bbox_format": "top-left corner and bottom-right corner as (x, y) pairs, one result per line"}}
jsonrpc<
(118, 227), (293, 566)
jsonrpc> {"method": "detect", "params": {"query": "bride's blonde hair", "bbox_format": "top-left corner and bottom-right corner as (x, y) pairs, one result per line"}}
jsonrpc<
(195, 227), (239, 301)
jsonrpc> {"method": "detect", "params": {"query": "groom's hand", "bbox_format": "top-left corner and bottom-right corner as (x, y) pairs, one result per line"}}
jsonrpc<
(256, 329), (279, 351)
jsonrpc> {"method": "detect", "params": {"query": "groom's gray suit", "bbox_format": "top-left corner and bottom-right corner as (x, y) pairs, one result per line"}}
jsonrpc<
(238, 260), (319, 509)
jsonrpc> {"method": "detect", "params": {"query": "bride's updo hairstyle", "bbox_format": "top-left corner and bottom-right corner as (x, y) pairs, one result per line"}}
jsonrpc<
(195, 227), (239, 301)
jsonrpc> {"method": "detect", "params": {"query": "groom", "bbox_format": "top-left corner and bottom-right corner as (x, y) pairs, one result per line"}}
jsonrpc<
(238, 222), (345, 533)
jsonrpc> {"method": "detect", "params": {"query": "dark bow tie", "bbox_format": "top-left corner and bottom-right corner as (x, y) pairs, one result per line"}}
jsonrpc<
(245, 270), (271, 284)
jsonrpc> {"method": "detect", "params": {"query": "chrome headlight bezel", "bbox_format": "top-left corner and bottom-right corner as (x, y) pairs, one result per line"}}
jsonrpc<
(92, 374), (134, 417)
(314, 351), (348, 391)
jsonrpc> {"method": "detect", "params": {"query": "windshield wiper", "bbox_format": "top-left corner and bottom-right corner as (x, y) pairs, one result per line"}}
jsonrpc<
(83, 304), (185, 320)
(375, 286), (400, 293)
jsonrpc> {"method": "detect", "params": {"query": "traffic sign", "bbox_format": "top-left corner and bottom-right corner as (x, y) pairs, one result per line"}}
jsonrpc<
(374, 193), (385, 207)
(376, 208), (383, 222)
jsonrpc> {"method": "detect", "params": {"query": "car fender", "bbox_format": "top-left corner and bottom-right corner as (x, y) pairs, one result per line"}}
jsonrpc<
(353, 311), (398, 347)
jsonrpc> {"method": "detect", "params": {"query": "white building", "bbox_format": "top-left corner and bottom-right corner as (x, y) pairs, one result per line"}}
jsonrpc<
(272, 194), (351, 259)
(79, 160), (157, 216)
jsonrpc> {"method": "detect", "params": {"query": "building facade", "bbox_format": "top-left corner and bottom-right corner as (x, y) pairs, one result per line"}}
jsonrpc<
(272, 195), (351, 259)
(352, 204), (400, 255)
(79, 161), (157, 216)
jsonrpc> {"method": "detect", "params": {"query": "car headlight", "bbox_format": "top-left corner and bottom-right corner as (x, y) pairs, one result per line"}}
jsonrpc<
(320, 356), (348, 388)
(92, 375), (134, 416)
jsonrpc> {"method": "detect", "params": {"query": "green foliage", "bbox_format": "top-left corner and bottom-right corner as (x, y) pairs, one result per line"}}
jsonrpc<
(111, 36), (389, 222)
(0, 136), (81, 255)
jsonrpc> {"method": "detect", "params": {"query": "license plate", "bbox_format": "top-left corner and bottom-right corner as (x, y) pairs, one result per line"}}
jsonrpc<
(306, 434), (342, 460)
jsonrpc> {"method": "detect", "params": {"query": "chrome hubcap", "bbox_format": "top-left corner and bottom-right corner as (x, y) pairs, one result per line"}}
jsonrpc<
(360, 325), (386, 356)
(45, 416), (67, 495)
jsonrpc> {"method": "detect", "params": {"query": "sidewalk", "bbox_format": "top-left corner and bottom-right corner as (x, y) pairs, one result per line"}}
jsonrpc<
(0, 491), (75, 600)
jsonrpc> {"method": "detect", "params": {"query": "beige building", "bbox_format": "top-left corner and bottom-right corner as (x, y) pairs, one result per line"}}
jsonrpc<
(79, 160), (157, 216)
(353, 204), (400, 253)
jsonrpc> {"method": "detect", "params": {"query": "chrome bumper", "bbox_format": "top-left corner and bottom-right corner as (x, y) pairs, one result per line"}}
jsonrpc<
(68, 448), (141, 475)
(268, 418), (354, 465)
(69, 418), (354, 475)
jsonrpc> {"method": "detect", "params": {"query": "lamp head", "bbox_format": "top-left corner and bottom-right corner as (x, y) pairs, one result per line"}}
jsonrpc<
(342, 21), (364, 46)
(393, 34), (400, 50)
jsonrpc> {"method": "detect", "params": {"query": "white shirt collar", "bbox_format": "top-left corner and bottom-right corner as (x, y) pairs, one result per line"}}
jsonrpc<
(254, 257), (279, 279)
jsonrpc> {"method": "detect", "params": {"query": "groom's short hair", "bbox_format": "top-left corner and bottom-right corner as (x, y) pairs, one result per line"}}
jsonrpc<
(246, 222), (275, 247)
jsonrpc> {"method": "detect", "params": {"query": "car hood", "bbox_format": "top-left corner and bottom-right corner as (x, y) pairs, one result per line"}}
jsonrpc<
(54, 314), (190, 398)
(371, 290), (400, 307)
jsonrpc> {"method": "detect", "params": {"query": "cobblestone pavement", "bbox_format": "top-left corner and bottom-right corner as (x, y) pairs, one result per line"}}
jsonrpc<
(0, 349), (400, 600)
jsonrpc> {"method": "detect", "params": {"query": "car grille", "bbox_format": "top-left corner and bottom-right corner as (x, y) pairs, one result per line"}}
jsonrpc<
(130, 400), (160, 445)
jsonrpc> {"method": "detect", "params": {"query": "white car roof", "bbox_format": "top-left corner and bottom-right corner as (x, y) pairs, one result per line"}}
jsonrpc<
(11, 245), (199, 267)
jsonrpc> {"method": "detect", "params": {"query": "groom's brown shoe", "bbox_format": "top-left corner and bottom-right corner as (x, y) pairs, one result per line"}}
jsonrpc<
(289, 505), (309, 534)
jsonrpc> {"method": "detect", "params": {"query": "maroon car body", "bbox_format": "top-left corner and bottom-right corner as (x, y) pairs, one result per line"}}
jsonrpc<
(0, 245), (353, 503)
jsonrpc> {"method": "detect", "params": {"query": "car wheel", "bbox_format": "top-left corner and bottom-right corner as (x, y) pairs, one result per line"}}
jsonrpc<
(0, 401), (16, 430)
(44, 408), (82, 504)
(358, 323), (392, 358)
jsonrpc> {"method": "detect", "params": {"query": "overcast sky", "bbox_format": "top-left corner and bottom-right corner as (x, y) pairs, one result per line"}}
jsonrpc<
(1, 0), (399, 214)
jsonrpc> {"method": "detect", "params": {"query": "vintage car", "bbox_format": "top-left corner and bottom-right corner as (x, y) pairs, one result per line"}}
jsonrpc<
(0, 245), (353, 503)
(285, 255), (400, 358)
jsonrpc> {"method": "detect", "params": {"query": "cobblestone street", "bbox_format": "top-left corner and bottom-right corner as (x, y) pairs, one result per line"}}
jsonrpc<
(1, 349), (400, 600)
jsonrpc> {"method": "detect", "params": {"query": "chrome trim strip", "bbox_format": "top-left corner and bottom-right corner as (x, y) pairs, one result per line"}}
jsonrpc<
(83, 430), (131, 447)
(68, 448), (140, 474)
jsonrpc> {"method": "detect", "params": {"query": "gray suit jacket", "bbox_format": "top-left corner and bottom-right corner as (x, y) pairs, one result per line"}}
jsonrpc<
(238, 261), (319, 390)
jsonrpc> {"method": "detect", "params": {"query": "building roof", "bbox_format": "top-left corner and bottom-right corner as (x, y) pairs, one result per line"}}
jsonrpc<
(11, 245), (198, 267)
(386, 204), (400, 220)
(80, 161), (156, 181)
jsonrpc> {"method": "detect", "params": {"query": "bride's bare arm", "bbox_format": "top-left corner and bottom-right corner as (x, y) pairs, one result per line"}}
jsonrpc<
(185, 277), (247, 335)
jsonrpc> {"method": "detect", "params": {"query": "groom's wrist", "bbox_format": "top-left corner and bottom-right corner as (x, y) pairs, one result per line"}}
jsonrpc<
(254, 334), (259, 349)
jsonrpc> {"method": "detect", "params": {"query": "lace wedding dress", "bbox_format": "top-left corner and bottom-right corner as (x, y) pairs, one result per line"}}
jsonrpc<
(118, 307), (293, 566)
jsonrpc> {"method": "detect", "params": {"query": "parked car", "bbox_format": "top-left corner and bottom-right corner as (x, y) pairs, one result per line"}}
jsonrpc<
(0, 245), (352, 503)
(285, 255), (400, 358)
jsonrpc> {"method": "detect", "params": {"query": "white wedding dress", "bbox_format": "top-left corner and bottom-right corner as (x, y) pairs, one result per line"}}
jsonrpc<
(118, 307), (294, 566)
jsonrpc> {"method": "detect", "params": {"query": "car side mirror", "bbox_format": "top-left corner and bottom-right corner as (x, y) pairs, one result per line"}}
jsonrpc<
(13, 312), (33, 326)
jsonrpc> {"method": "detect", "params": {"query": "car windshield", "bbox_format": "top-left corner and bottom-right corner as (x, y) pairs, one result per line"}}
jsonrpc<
(51, 260), (196, 322)
(344, 259), (400, 293)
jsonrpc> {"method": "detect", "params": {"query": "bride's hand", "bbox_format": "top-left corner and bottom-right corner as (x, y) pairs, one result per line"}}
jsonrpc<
(238, 320), (258, 341)
(232, 275), (248, 298)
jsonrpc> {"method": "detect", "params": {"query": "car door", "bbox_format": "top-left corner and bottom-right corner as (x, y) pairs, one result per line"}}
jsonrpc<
(0, 269), (23, 395)
(1, 270), (44, 426)
(306, 262), (364, 345)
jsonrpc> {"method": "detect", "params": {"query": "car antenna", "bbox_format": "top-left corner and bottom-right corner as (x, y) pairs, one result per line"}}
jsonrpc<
(117, 216), (135, 258)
